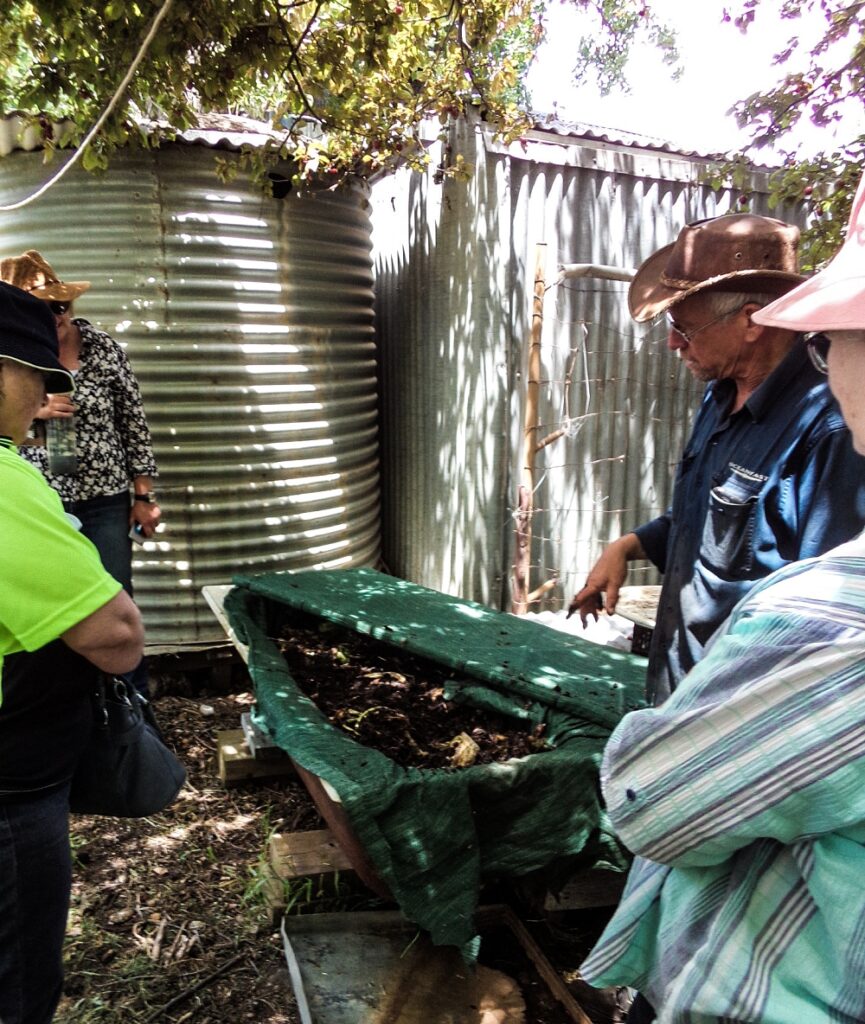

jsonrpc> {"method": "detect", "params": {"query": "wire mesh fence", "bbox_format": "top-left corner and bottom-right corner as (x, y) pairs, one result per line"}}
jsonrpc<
(510, 260), (704, 613)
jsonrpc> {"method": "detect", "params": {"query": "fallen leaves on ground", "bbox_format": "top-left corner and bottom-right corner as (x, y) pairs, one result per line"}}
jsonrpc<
(58, 680), (321, 1024)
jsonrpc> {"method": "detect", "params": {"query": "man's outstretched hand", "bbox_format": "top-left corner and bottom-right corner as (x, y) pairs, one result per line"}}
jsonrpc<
(567, 533), (646, 626)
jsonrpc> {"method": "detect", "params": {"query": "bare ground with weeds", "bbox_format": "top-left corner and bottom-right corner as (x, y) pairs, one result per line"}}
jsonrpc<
(58, 674), (322, 1024)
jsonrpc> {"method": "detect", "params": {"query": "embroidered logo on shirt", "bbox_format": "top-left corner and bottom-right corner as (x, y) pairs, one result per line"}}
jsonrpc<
(728, 463), (769, 484)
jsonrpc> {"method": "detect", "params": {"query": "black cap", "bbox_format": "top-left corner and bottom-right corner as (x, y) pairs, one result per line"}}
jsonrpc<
(0, 282), (74, 393)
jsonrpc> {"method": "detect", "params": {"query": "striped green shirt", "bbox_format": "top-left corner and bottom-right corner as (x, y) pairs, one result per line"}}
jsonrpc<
(581, 535), (865, 1023)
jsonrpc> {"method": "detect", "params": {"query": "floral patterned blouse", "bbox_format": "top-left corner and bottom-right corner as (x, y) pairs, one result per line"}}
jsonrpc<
(20, 319), (158, 503)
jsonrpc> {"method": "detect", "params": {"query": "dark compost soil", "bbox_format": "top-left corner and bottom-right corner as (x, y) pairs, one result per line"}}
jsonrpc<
(277, 617), (550, 770)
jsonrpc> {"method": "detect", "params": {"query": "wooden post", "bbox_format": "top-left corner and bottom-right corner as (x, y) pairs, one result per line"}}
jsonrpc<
(512, 244), (546, 614)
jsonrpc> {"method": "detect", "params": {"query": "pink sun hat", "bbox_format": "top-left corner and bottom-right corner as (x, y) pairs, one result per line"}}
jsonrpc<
(752, 171), (865, 332)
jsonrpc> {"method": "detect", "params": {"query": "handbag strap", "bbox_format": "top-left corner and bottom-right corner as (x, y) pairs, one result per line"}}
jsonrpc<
(93, 675), (137, 727)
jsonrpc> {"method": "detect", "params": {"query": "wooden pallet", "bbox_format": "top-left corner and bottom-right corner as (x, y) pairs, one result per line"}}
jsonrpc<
(269, 828), (355, 878)
(216, 728), (297, 787)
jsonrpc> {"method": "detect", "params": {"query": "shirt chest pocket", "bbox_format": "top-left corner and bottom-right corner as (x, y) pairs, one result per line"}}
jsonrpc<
(699, 471), (765, 578)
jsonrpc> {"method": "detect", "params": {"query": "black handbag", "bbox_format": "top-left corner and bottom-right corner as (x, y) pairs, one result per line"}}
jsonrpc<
(69, 675), (186, 817)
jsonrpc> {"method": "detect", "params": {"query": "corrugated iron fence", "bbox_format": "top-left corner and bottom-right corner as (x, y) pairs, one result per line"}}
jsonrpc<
(372, 113), (804, 612)
(0, 116), (804, 638)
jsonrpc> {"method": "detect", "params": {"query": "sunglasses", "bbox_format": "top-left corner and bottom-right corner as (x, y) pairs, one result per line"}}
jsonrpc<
(665, 306), (745, 345)
(806, 334), (830, 375)
(48, 300), (70, 316)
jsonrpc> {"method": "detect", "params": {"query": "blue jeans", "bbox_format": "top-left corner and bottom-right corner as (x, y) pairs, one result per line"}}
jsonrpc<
(64, 491), (150, 697)
(64, 491), (132, 594)
(0, 785), (72, 1024)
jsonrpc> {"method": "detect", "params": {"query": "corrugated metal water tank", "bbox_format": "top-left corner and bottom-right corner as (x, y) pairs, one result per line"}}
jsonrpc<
(0, 144), (381, 645)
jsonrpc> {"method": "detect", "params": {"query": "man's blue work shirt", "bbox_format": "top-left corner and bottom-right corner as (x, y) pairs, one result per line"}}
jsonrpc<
(634, 342), (865, 705)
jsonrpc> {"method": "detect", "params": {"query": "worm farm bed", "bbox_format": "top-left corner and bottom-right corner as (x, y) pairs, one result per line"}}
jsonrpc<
(225, 568), (646, 950)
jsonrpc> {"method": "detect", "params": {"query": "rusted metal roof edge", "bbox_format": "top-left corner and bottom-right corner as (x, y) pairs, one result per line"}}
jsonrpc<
(527, 111), (780, 169)
(0, 111), (292, 159)
(477, 113), (779, 189)
(0, 107), (779, 193)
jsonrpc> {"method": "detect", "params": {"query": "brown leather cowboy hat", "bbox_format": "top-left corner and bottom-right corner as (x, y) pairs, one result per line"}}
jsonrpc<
(629, 214), (806, 323)
(0, 250), (90, 303)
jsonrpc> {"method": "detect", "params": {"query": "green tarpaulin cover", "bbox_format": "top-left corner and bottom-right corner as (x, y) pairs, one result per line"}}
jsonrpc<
(225, 568), (646, 949)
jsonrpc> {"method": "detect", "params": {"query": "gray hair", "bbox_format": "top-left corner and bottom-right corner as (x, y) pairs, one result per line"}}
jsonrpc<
(703, 291), (785, 318)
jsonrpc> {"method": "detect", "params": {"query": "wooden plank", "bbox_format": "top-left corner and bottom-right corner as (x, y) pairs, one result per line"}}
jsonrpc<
(269, 828), (355, 880)
(476, 905), (594, 1024)
(240, 711), (285, 760)
(202, 585), (248, 663)
(257, 862), (291, 925)
(216, 729), (296, 787)
(616, 585), (662, 630)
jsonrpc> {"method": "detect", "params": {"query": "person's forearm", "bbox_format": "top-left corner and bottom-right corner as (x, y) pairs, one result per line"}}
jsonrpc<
(612, 532), (647, 562)
(632, 512), (670, 573)
(602, 600), (865, 868)
(132, 475), (154, 497)
(61, 591), (144, 674)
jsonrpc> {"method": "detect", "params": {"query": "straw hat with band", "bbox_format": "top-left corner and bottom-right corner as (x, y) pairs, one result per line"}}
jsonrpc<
(629, 213), (806, 324)
(0, 250), (90, 303)
(0, 282), (75, 394)
(752, 174), (865, 333)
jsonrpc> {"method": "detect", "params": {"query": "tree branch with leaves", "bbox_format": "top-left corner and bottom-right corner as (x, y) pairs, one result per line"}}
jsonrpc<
(0, 0), (544, 188)
(723, 0), (865, 267)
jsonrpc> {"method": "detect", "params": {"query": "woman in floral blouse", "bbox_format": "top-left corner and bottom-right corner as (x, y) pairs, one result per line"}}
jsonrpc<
(0, 251), (159, 691)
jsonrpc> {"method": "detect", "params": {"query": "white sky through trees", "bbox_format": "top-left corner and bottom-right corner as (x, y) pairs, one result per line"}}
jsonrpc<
(526, 0), (865, 158)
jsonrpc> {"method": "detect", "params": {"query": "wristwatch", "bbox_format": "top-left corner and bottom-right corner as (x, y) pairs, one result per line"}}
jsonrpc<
(134, 491), (157, 504)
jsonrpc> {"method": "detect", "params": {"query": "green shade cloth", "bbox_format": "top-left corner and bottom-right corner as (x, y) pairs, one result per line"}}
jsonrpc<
(225, 568), (646, 949)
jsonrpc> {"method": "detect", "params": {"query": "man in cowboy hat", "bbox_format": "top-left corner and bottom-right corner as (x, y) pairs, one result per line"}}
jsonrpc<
(0, 281), (144, 1023)
(568, 212), (865, 705)
(580, 175), (865, 1023)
